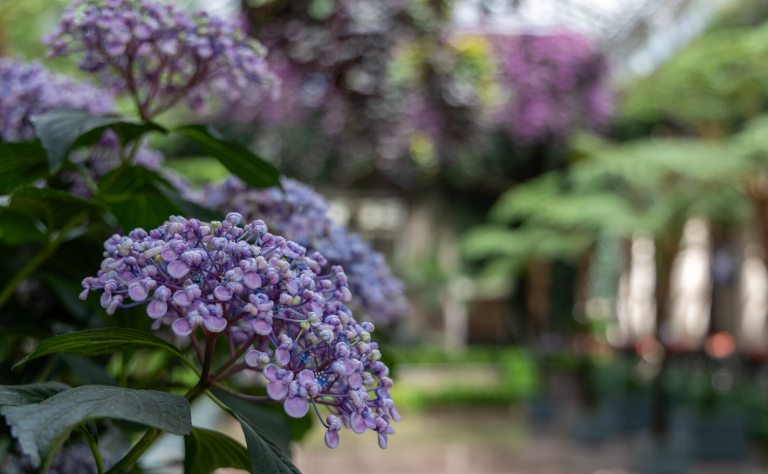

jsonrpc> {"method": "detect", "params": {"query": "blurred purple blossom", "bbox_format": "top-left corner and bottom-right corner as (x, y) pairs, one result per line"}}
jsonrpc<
(206, 178), (408, 325)
(492, 31), (613, 143)
(0, 58), (114, 142)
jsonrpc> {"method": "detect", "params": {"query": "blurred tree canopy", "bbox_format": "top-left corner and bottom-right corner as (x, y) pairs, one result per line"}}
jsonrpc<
(617, 15), (768, 138)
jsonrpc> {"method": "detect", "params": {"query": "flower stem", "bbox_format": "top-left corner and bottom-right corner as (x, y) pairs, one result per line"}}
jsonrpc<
(106, 337), (217, 474)
(212, 334), (257, 380)
(81, 427), (104, 474)
(0, 220), (79, 308)
(210, 382), (272, 402)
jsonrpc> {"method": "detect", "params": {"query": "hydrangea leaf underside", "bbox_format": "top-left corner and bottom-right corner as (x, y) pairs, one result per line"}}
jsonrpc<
(0, 382), (70, 406)
(1, 385), (191, 468)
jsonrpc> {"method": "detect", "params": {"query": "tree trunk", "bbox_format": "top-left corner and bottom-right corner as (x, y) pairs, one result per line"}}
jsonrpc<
(526, 260), (551, 341)
(650, 228), (682, 438)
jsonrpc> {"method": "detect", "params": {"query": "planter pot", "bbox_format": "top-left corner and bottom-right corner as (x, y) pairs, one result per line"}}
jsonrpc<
(603, 393), (652, 433)
(571, 411), (612, 444)
(528, 395), (555, 424)
(634, 431), (691, 474)
(691, 412), (747, 461)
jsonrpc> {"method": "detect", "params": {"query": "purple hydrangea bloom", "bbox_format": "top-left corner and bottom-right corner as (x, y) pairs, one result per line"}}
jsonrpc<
(206, 178), (408, 325)
(80, 213), (399, 448)
(47, 0), (275, 119)
(0, 58), (114, 142)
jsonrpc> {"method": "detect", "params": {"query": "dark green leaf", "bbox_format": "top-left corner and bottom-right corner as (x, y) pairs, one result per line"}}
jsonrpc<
(98, 164), (215, 229)
(1, 385), (191, 467)
(212, 389), (293, 455)
(175, 125), (280, 189)
(73, 121), (167, 152)
(184, 427), (250, 474)
(212, 389), (301, 474)
(0, 140), (49, 194)
(0, 208), (45, 245)
(0, 382), (69, 406)
(31, 109), (119, 173)
(62, 355), (118, 386)
(8, 185), (102, 232)
(13, 327), (197, 372)
(240, 419), (301, 474)
(31, 109), (166, 172)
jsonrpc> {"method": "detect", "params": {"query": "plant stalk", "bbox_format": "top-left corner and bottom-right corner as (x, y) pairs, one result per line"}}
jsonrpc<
(106, 337), (216, 474)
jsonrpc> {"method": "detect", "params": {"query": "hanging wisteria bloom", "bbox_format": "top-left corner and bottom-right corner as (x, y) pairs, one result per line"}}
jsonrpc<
(47, 0), (275, 120)
(206, 178), (408, 325)
(0, 58), (114, 142)
(80, 213), (399, 448)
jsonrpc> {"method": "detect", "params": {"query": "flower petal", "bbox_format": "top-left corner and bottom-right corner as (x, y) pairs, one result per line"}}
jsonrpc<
(203, 316), (227, 333)
(276, 348), (291, 366)
(147, 299), (167, 319)
(324, 430), (339, 449)
(243, 272), (262, 289)
(350, 413), (367, 434)
(298, 369), (315, 386)
(128, 282), (148, 301)
(167, 260), (190, 279)
(267, 380), (289, 400)
(252, 318), (272, 335)
(283, 396), (309, 418)
(172, 318), (194, 336)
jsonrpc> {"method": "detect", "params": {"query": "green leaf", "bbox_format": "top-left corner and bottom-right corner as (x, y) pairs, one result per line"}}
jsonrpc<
(62, 355), (118, 386)
(30, 109), (116, 172)
(13, 327), (197, 372)
(8, 185), (103, 231)
(184, 427), (250, 474)
(1, 385), (191, 467)
(0, 208), (46, 245)
(0, 140), (49, 194)
(240, 419), (301, 474)
(72, 120), (167, 152)
(98, 164), (216, 229)
(212, 390), (301, 474)
(212, 389), (293, 455)
(0, 382), (70, 406)
(175, 125), (280, 189)
(31, 109), (167, 173)
(308, 0), (335, 20)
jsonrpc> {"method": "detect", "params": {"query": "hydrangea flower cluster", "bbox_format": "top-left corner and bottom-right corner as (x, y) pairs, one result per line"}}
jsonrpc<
(206, 178), (408, 325)
(80, 213), (399, 448)
(47, 0), (275, 120)
(0, 58), (114, 142)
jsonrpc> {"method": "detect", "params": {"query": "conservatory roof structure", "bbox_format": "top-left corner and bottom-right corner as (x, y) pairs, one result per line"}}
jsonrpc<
(453, 0), (730, 78)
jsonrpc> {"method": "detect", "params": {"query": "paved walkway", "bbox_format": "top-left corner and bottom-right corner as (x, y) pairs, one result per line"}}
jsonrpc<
(293, 407), (768, 474)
